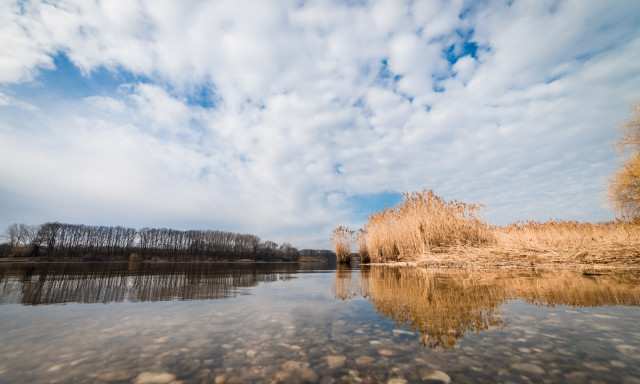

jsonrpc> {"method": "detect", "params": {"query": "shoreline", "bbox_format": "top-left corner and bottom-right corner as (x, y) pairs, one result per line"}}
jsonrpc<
(364, 245), (640, 270)
(369, 261), (640, 270)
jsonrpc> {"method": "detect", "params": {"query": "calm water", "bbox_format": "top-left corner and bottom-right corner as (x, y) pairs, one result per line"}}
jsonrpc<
(0, 263), (639, 384)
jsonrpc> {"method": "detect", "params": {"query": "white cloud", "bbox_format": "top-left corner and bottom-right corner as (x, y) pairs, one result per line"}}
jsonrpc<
(1, 0), (639, 248)
(0, 91), (36, 110)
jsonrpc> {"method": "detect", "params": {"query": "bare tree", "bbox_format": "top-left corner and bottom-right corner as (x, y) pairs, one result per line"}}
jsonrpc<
(21, 224), (40, 247)
(4, 223), (22, 247)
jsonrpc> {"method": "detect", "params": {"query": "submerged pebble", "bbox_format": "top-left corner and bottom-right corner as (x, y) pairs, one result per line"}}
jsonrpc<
(98, 370), (135, 382)
(133, 371), (176, 384)
(511, 363), (545, 375)
(325, 355), (346, 369)
(419, 369), (451, 383)
(355, 356), (375, 365)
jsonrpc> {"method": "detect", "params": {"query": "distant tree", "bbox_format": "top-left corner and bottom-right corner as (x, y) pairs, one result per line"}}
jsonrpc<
(609, 98), (640, 219)
(1, 223), (41, 256)
(20, 224), (40, 247)
(278, 242), (300, 261)
(38, 222), (63, 253)
(4, 223), (22, 247)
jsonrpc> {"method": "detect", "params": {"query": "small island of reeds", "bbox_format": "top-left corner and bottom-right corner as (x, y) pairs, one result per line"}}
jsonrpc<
(331, 189), (640, 268)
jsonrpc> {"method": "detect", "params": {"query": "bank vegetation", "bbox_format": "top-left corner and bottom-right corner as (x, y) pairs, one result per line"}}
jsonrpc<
(332, 190), (639, 267)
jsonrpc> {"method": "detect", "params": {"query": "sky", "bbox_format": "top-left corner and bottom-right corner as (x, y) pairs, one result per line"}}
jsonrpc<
(1, 0), (640, 249)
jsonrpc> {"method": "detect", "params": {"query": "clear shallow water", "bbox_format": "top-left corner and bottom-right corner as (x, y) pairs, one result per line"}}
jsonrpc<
(0, 263), (639, 383)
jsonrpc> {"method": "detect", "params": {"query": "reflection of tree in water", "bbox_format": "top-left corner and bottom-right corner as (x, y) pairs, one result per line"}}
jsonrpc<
(334, 267), (640, 350)
(0, 263), (301, 305)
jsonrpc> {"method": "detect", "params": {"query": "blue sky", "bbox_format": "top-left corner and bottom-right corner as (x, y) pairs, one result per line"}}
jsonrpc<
(1, 0), (640, 248)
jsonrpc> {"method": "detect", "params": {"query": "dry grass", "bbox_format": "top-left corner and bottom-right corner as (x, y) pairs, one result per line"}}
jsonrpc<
(383, 218), (640, 268)
(331, 226), (353, 264)
(497, 219), (640, 261)
(336, 190), (640, 267)
(356, 228), (370, 263)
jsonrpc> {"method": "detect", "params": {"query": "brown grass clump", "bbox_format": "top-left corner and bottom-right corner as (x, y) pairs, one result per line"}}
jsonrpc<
(331, 226), (354, 264)
(365, 190), (494, 262)
(356, 228), (370, 263)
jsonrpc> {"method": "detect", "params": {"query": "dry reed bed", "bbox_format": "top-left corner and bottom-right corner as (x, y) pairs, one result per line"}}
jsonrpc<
(365, 190), (494, 262)
(333, 190), (640, 267)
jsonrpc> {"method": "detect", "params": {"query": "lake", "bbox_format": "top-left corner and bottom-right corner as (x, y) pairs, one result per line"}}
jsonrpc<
(0, 262), (639, 383)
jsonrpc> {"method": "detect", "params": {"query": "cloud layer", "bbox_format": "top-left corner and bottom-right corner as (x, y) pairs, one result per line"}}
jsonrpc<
(1, 0), (640, 248)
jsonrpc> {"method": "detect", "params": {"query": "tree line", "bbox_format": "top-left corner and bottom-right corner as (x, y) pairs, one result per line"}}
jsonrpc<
(1, 222), (299, 262)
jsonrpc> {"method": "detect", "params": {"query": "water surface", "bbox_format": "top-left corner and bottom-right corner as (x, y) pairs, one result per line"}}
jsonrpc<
(0, 262), (639, 383)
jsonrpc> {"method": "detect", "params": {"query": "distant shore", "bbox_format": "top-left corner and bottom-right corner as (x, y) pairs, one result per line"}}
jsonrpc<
(0, 257), (332, 263)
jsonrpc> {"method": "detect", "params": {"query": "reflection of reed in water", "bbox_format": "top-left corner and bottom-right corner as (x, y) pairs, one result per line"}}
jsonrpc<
(509, 270), (640, 307)
(332, 264), (357, 300)
(0, 263), (299, 305)
(333, 267), (640, 350)
(364, 267), (507, 350)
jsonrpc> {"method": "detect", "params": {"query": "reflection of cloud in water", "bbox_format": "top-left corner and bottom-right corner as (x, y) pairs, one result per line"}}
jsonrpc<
(334, 266), (640, 350)
(0, 262), (305, 305)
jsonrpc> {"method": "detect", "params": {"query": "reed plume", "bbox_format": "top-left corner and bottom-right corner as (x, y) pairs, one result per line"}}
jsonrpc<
(331, 226), (354, 264)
